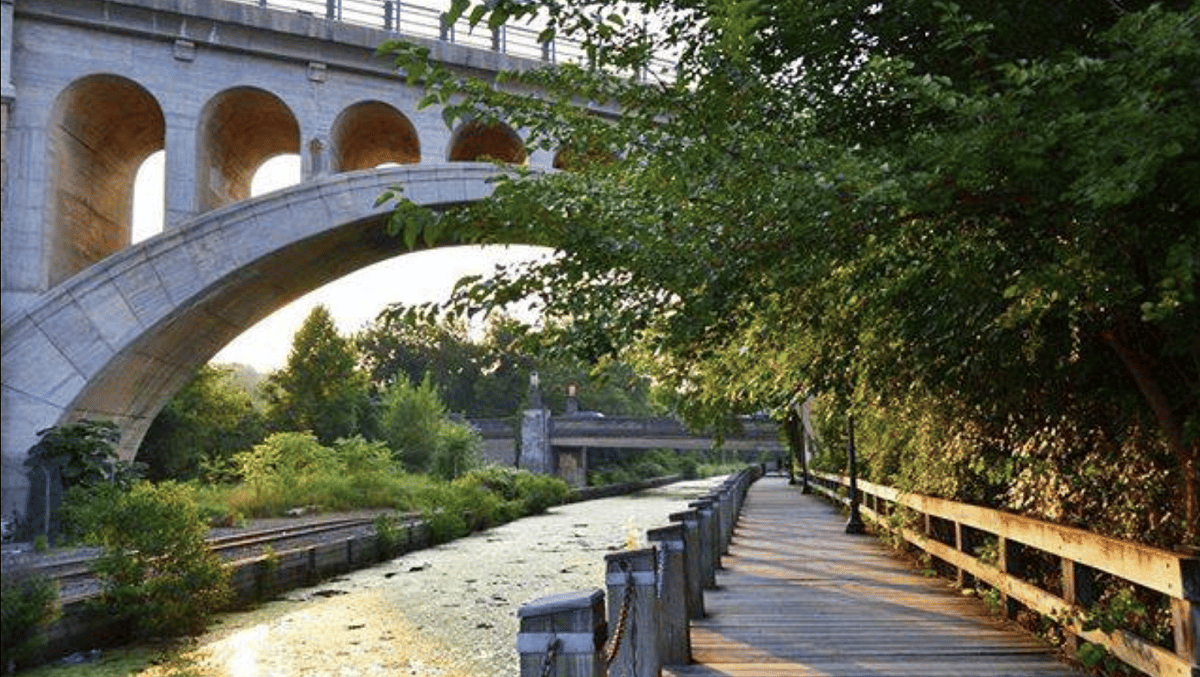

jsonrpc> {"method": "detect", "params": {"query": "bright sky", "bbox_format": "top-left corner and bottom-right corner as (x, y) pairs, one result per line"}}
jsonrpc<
(132, 153), (548, 373)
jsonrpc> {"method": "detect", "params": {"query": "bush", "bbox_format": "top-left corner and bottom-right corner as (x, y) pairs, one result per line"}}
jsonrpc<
(377, 376), (445, 472)
(429, 421), (484, 481)
(72, 482), (231, 639)
(1, 567), (59, 672)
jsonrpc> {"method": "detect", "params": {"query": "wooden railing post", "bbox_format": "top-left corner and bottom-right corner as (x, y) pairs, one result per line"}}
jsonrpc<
(1173, 556), (1198, 671)
(689, 498), (719, 585)
(719, 483), (736, 554)
(954, 521), (974, 589)
(996, 536), (1022, 620)
(605, 548), (661, 677)
(669, 509), (705, 618)
(647, 524), (690, 665)
(517, 590), (606, 677)
(1060, 559), (1096, 654)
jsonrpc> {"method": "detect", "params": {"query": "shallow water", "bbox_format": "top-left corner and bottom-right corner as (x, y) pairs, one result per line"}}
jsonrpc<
(165, 477), (726, 677)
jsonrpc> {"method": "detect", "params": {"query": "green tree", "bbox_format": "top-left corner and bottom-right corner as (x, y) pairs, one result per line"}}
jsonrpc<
(355, 312), (485, 413)
(264, 306), (371, 445)
(377, 375), (447, 472)
(380, 0), (1199, 545)
(137, 365), (266, 481)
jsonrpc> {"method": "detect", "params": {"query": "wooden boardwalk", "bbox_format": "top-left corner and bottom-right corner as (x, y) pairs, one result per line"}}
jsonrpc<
(666, 476), (1081, 677)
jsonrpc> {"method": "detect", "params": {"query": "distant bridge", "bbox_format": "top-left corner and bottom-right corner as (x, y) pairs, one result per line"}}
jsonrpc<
(470, 414), (786, 486)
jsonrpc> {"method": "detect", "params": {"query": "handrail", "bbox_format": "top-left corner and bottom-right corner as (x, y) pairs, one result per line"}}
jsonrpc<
(232, 0), (674, 80)
(808, 470), (1198, 677)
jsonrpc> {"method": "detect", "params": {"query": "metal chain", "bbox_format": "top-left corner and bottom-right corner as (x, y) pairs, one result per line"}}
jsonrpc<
(539, 637), (560, 677)
(604, 568), (635, 670)
(655, 546), (666, 599)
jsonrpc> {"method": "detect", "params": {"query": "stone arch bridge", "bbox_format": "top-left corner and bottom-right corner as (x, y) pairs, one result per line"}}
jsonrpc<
(0, 0), (621, 519)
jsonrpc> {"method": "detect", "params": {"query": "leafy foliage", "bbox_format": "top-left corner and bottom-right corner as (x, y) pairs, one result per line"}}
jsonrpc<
(23, 421), (143, 541)
(69, 482), (231, 639)
(1, 567), (59, 672)
(136, 365), (266, 482)
(379, 0), (1200, 546)
(263, 306), (371, 445)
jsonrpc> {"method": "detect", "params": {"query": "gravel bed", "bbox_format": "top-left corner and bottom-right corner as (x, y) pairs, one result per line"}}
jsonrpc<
(170, 476), (728, 677)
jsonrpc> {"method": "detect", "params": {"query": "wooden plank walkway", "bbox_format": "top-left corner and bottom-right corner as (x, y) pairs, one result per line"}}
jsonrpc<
(666, 476), (1082, 677)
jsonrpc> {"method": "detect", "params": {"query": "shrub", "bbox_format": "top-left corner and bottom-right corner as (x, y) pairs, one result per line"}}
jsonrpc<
(1, 567), (59, 672)
(429, 421), (484, 481)
(377, 376), (445, 472)
(512, 471), (570, 514)
(74, 482), (231, 639)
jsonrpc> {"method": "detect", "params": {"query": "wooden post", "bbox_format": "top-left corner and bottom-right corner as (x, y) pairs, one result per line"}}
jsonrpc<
(605, 548), (661, 677)
(518, 590), (606, 677)
(717, 486), (734, 555)
(996, 536), (1022, 620)
(647, 524), (691, 665)
(689, 499), (718, 586)
(669, 509), (705, 619)
(954, 522), (975, 590)
(1060, 559), (1096, 654)
(1172, 556), (1198, 672)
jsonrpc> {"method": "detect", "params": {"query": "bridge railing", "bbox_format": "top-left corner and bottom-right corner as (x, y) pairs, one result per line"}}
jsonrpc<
(235, 0), (671, 79)
(808, 470), (1198, 677)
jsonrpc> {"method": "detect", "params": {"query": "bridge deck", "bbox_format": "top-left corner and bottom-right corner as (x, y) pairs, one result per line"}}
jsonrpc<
(667, 476), (1081, 677)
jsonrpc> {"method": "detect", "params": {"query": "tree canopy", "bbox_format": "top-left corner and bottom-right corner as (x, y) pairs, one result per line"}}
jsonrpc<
(380, 0), (1199, 545)
(263, 306), (371, 445)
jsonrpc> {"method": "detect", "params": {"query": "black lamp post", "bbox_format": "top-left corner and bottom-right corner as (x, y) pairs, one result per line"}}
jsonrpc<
(845, 414), (866, 534)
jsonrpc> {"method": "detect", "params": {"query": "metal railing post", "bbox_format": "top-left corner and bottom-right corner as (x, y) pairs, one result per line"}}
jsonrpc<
(845, 414), (866, 534)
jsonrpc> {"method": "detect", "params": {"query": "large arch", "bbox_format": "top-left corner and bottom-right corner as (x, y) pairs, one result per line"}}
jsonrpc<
(447, 120), (527, 164)
(1, 164), (506, 519)
(48, 74), (165, 286)
(197, 86), (300, 212)
(331, 101), (420, 171)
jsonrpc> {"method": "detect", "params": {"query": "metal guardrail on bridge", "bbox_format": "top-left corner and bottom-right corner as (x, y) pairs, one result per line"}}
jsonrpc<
(234, 0), (674, 79)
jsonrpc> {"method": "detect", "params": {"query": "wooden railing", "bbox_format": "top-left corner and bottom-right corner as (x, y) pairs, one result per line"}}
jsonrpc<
(808, 470), (1199, 677)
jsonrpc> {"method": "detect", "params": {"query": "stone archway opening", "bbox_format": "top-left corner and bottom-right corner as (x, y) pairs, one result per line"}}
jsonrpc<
(198, 87), (299, 212)
(48, 74), (165, 285)
(447, 120), (527, 164)
(332, 100), (420, 171)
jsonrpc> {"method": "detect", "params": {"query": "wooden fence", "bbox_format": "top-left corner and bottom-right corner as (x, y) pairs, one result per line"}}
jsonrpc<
(808, 470), (1199, 677)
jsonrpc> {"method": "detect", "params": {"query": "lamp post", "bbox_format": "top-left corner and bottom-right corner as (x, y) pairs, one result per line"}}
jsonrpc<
(845, 414), (866, 534)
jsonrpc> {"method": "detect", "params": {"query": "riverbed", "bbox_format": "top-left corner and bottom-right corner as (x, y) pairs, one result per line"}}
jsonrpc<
(144, 477), (726, 677)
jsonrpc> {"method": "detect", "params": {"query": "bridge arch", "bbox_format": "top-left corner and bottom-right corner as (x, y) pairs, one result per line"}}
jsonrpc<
(49, 74), (165, 287)
(332, 101), (421, 171)
(448, 120), (527, 164)
(1, 164), (507, 519)
(197, 86), (301, 213)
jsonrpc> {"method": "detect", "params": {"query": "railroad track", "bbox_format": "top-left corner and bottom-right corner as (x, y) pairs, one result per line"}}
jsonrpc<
(36, 512), (420, 600)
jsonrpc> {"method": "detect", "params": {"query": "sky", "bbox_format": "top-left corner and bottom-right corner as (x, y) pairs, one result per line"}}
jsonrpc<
(132, 153), (548, 373)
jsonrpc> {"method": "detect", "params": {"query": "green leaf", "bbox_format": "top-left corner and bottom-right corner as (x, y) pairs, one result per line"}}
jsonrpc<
(404, 215), (422, 250)
(445, 0), (470, 26)
(468, 4), (487, 28)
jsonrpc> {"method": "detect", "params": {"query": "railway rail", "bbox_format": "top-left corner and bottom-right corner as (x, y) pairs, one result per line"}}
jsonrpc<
(30, 513), (420, 602)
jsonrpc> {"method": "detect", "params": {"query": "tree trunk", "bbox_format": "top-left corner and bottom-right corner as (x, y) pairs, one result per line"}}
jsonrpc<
(1100, 328), (1199, 546)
